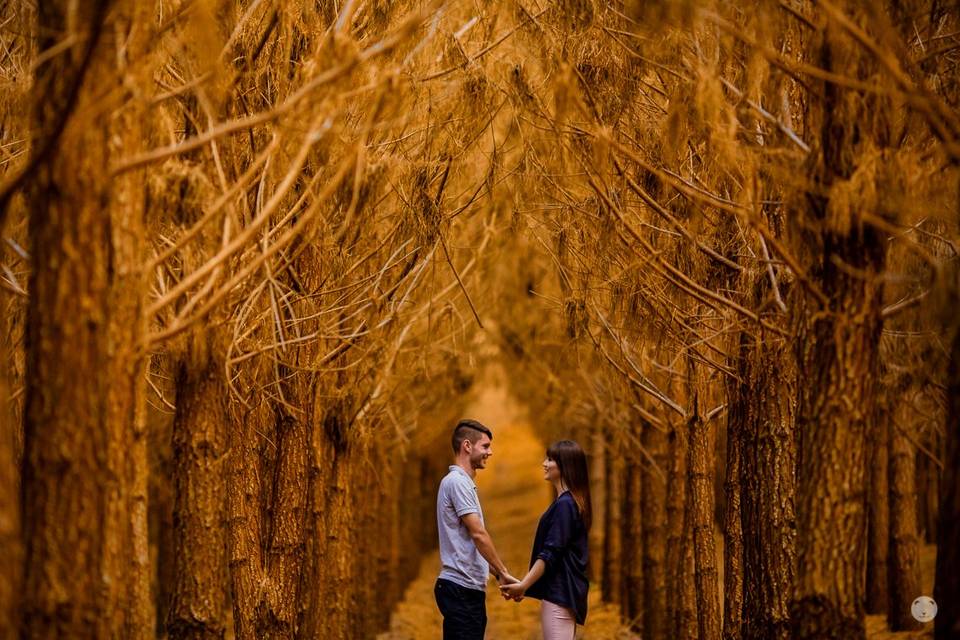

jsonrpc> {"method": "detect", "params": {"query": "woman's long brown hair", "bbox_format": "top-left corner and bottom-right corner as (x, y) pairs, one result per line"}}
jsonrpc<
(546, 440), (593, 531)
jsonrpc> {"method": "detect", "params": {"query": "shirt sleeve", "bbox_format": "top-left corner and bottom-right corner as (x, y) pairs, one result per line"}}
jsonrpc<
(450, 477), (480, 518)
(537, 498), (577, 567)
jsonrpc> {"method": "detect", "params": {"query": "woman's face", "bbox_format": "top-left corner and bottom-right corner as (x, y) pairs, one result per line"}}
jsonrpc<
(542, 457), (561, 483)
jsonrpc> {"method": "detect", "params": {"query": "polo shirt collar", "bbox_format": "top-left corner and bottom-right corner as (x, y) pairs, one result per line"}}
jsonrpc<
(449, 465), (475, 485)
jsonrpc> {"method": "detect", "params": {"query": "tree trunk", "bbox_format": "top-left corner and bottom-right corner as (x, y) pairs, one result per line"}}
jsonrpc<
(935, 323), (960, 639)
(621, 431), (643, 632)
(642, 420), (669, 640)
(887, 402), (922, 631)
(227, 400), (267, 640)
(740, 329), (797, 640)
(151, 354), (177, 631)
(589, 419), (607, 585)
(166, 339), (229, 639)
(791, 245), (882, 640)
(0, 325), (19, 640)
(678, 496), (699, 640)
(866, 397), (891, 615)
(601, 428), (624, 604)
(723, 353), (745, 640)
(667, 419), (696, 637)
(301, 405), (357, 639)
(21, 2), (151, 636)
(688, 409), (721, 640)
(791, 7), (886, 638)
(257, 386), (312, 639)
(377, 456), (402, 628)
(916, 435), (939, 545)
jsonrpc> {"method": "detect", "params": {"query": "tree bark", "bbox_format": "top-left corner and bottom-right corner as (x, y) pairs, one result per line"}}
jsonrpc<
(723, 351), (745, 640)
(678, 497), (699, 640)
(621, 431), (643, 632)
(21, 1), (152, 636)
(866, 396), (891, 616)
(935, 323), (960, 639)
(0, 320), (19, 640)
(256, 382), (312, 639)
(301, 405), (357, 640)
(887, 401), (923, 631)
(601, 427), (624, 604)
(740, 328), (797, 640)
(791, 7), (886, 639)
(667, 419), (696, 637)
(589, 419), (607, 585)
(642, 420), (669, 640)
(226, 400), (267, 640)
(791, 238), (883, 640)
(916, 432), (939, 545)
(688, 409), (721, 640)
(166, 338), (229, 640)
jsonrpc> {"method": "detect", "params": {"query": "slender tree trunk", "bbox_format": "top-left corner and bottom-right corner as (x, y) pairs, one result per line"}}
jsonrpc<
(302, 406), (356, 640)
(113, 141), (156, 638)
(866, 396), (891, 615)
(935, 323), (960, 639)
(378, 458), (402, 627)
(152, 354), (177, 631)
(917, 433), (939, 545)
(643, 420), (668, 640)
(601, 428), (624, 604)
(589, 419), (606, 585)
(621, 431), (643, 632)
(723, 353), (745, 640)
(257, 382), (312, 639)
(227, 401), (267, 640)
(740, 329), (797, 640)
(166, 338), (229, 639)
(21, 2), (151, 636)
(887, 401), (922, 631)
(678, 494), (699, 640)
(0, 328), (19, 640)
(667, 419), (696, 637)
(688, 409), (721, 640)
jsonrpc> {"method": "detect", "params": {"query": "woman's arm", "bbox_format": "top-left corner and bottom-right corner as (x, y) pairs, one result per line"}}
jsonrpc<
(499, 559), (546, 600)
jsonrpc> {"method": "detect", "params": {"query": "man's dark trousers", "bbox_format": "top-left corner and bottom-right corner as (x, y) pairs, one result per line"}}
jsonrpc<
(434, 578), (486, 639)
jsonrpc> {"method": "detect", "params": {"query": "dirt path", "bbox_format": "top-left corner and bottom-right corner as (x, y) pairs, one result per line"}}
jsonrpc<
(377, 385), (628, 640)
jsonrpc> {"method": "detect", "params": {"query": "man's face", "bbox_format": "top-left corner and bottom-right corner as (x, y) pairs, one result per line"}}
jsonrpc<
(467, 434), (492, 470)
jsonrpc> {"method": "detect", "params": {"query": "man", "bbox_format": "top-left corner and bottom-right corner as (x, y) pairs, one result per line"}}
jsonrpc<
(435, 419), (517, 639)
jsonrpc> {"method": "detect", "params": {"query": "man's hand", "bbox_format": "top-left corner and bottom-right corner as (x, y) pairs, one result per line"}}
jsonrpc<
(496, 572), (520, 600)
(496, 571), (519, 586)
(499, 581), (526, 602)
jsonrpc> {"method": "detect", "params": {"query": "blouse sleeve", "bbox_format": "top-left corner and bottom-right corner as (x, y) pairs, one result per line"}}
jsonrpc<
(537, 498), (577, 567)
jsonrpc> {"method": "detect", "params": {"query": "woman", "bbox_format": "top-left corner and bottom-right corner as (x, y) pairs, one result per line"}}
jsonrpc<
(500, 440), (592, 639)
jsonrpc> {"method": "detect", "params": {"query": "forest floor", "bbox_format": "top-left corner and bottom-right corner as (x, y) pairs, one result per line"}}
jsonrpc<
(377, 381), (938, 639)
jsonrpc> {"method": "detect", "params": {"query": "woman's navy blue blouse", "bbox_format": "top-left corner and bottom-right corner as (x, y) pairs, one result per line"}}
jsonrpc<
(525, 491), (589, 624)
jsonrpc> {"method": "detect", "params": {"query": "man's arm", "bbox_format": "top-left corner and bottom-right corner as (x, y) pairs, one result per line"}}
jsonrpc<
(460, 513), (517, 584)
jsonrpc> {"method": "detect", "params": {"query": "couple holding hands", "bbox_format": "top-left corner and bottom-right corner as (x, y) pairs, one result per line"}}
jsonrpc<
(435, 419), (592, 640)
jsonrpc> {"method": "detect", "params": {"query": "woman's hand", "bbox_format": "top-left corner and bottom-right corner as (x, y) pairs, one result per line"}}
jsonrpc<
(499, 581), (526, 601)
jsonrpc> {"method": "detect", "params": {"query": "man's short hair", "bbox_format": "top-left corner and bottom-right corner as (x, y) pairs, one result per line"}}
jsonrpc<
(451, 419), (492, 454)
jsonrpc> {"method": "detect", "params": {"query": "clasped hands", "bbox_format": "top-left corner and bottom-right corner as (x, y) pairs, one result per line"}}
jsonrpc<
(496, 572), (526, 602)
